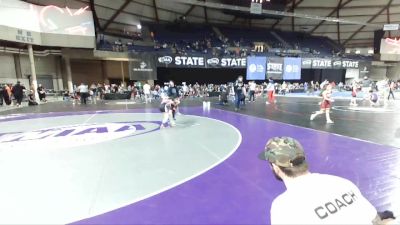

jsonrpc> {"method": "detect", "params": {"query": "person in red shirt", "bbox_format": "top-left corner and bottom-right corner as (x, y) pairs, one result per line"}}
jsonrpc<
(310, 84), (334, 124)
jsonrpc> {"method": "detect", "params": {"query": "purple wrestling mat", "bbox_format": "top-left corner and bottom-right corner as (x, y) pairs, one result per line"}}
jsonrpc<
(64, 107), (400, 225)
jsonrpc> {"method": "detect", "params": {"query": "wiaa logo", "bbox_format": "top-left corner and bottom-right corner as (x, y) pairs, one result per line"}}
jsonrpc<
(302, 60), (312, 65)
(249, 64), (264, 73)
(0, 121), (160, 149)
(333, 61), (342, 67)
(207, 58), (220, 66)
(158, 56), (173, 64)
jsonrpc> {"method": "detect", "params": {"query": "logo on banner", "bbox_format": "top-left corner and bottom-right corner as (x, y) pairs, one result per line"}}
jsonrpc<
(333, 60), (342, 67)
(158, 56), (173, 64)
(285, 64), (299, 73)
(302, 59), (312, 66)
(207, 58), (220, 66)
(0, 121), (160, 148)
(267, 63), (283, 74)
(249, 64), (264, 73)
(134, 61), (153, 72)
(360, 66), (370, 74)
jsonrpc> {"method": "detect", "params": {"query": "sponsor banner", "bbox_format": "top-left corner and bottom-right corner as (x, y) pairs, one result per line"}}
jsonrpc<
(267, 57), (283, 80)
(312, 58), (332, 69)
(207, 57), (247, 68)
(157, 55), (205, 68)
(157, 55), (247, 68)
(341, 60), (359, 69)
(359, 61), (371, 76)
(283, 57), (301, 80)
(129, 53), (157, 80)
(301, 58), (313, 69)
(246, 56), (267, 80)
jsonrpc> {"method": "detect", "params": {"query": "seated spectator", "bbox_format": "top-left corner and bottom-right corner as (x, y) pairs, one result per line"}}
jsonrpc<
(37, 84), (47, 102)
(28, 90), (38, 106)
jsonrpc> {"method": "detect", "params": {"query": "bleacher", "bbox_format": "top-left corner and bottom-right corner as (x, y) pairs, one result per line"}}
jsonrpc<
(218, 26), (280, 48)
(96, 24), (372, 59)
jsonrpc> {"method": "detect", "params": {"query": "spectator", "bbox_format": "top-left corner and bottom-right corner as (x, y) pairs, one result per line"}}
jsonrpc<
(143, 82), (152, 103)
(28, 90), (38, 106)
(249, 81), (256, 102)
(0, 84), (3, 106)
(2, 84), (12, 106)
(12, 81), (25, 107)
(78, 83), (89, 105)
(233, 76), (244, 111)
(37, 84), (47, 102)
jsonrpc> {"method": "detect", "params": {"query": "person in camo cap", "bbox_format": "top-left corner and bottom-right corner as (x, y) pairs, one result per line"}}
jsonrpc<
(259, 137), (395, 225)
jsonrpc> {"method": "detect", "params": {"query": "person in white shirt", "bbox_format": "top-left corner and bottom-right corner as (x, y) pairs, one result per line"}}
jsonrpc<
(77, 83), (89, 105)
(258, 137), (392, 225)
(143, 82), (152, 103)
(249, 81), (257, 102)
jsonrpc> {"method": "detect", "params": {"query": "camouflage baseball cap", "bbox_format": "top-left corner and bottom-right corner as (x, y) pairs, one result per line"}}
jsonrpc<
(258, 137), (306, 168)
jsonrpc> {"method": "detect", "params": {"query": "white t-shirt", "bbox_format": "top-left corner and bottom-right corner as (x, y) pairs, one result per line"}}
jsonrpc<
(250, 82), (256, 91)
(143, 84), (151, 95)
(270, 173), (376, 225)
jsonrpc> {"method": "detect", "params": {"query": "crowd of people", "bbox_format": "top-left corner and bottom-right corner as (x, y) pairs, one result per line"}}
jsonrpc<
(0, 82), (45, 108)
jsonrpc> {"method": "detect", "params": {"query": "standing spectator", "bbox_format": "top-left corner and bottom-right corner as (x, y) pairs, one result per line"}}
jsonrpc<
(233, 76), (244, 111)
(249, 81), (256, 102)
(280, 82), (288, 95)
(143, 82), (152, 103)
(78, 83), (89, 105)
(388, 81), (395, 100)
(12, 81), (25, 107)
(37, 84), (47, 102)
(90, 83), (97, 104)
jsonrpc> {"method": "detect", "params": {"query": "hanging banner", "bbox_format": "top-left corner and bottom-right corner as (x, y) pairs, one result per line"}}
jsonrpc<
(206, 57), (247, 68)
(341, 60), (359, 69)
(129, 53), (157, 80)
(157, 55), (206, 68)
(312, 58), (332, 69)
(246, 56), (267, 80)
(283, 57), (301, 80)
(267, 57), (284, 80)
(359, 61), (371, 77)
